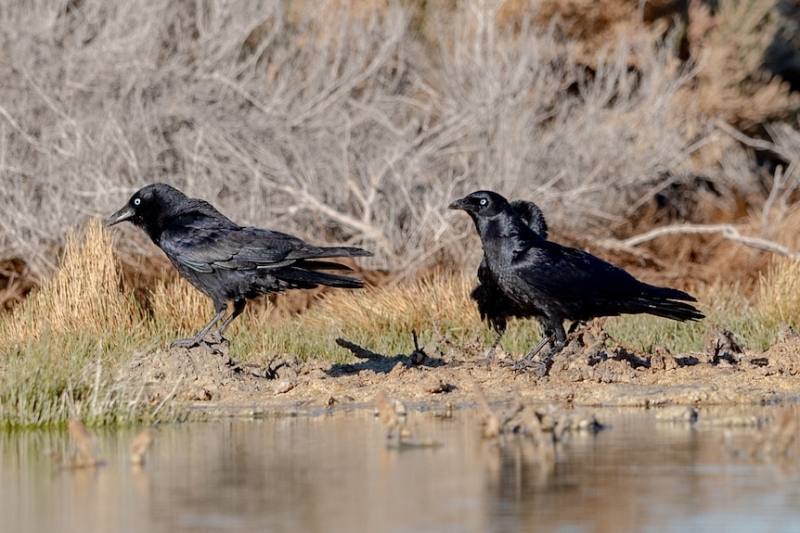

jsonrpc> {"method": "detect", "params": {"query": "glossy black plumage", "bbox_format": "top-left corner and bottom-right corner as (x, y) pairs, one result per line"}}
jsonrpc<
(449, 190), (704, 369)
(470, 200), (548, 350)
(106, 183), (371, 348)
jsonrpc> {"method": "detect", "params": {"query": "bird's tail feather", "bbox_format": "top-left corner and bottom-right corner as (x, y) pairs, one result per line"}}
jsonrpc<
(626, 284), (704, 322)
(626, 297), (705, 322)
(274, 267), (365, 289)
(289, 246), (372, 260)
(645, 284), (699, 303)
(294, 259), (354, 271)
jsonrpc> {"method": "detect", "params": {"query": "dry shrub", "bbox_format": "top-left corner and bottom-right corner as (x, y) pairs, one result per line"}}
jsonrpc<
(764, 198), (800, 252)
(0, 218), (140, 346)
(521, 0), (664, 67)
(687, 0), (799, 129)
(0, 0), (796, 293)
(762, 122), (800, 228)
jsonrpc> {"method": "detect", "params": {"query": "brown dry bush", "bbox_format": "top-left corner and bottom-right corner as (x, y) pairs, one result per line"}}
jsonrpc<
(686, 0), (799, 130)
(0, 0), (797, 296)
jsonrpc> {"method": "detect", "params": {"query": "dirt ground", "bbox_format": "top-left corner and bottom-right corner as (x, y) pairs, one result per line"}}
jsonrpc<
(120, 320), (800, 418)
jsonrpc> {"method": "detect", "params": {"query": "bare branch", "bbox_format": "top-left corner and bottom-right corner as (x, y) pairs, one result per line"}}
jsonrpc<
(603, 224), (800, 259)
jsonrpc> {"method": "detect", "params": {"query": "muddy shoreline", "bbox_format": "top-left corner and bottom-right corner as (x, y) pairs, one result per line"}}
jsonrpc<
(121, 321), (800, 417)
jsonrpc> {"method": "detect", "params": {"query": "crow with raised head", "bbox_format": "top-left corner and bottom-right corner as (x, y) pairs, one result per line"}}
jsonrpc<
(470, 200), (548, 355)
(449, 190), (704, 373)
(106, 183), (371, 349)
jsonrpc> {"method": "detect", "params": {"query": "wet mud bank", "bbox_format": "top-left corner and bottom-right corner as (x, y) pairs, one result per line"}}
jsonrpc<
(122, 322), (800, 417)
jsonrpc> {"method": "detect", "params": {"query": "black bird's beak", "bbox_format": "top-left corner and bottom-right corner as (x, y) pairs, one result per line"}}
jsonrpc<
(448, 197), (469, 211)
(104, 204), (135, 227)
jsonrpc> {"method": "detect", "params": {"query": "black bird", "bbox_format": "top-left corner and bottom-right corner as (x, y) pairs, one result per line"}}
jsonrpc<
(449, 190), (704, 372)
(470, 200), (548, 354)
(105, 183), (371, 349)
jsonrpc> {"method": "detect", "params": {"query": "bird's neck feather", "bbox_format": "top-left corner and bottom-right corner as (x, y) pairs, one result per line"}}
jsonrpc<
(478, 209), (530, 240)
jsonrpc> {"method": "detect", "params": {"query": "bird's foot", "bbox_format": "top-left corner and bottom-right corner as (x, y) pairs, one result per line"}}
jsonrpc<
(513, 341), (563, 377)
(205, 329), (230, 346)
(200, 331), (230, 356)
(512, 354), (553, 377)
(170, 336), (202, 350)
(170, 332), (229, 356)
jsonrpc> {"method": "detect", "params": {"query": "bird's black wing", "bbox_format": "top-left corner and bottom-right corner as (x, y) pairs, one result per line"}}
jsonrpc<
(511, 240), (646, 302)
(160, 224), (308, 273)
(161, 220), (368, 273)
(510, 236), (701, 322)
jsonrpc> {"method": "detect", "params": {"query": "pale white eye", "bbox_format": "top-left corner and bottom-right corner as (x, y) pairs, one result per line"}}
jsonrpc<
(479, 198), (487, 206)
(133, 198), (141, 206)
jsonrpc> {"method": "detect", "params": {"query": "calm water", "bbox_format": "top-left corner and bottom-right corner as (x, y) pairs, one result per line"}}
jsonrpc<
(2, 406), (800, 533)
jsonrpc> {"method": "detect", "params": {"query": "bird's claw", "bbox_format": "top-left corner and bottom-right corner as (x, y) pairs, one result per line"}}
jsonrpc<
(199, 341), (224, 356)
(170, 337), (201, 350)
(170, 331), (230, 355)
(512, 354), (553, 377)
(204, 329), (230, 347)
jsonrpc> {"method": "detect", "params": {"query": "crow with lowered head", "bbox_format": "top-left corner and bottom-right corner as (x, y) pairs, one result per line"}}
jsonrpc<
(449, 190), (704, 373)
(106, 183), (371, 350)
(470, 200), (548, 355)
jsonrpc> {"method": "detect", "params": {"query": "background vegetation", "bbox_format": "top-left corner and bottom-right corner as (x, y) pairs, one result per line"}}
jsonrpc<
(1, 0), (799, 291)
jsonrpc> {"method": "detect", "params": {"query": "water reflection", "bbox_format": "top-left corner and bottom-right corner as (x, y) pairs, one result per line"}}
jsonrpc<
(1, 406), (800, 533)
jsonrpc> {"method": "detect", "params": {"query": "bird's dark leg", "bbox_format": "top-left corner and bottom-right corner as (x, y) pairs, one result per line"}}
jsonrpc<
(484, 324), (506, 360)
(215, 298), (246, 337)
(171, 301), (228, 349)
(512, 334), (552, 372)
(521, 334), (551, 361)
(513, 320), (566, 376)
(490, 331), (504, 350)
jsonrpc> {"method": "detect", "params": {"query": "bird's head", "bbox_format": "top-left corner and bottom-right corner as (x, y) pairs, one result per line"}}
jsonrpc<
(105, 183), (188, 239)
(448, 190), (510, 219)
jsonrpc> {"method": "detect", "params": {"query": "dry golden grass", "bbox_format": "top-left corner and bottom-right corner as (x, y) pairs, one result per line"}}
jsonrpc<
(148, 274), (215, 338)
(309, 273), (479, 333)
(758, 258), (800, 326)
(0, 218), (141, 347)
(0, 221), (160, 427)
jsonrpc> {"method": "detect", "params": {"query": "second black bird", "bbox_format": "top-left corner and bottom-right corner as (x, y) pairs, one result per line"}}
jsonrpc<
(106, 183), (371, 349)
(470, 199), (549, 354)
(450, 190), (704, 372)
